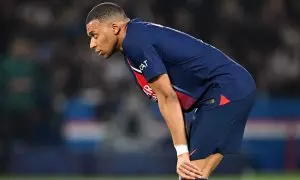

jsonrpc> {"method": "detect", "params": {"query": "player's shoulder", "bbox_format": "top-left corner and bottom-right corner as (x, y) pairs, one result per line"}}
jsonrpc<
(127, 18), (164, 31)
(123, 19), (156, 61)
(125, 18), (158, 44)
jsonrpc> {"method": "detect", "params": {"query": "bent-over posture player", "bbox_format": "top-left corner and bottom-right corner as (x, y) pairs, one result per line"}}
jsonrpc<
(86, 2), (256, 179)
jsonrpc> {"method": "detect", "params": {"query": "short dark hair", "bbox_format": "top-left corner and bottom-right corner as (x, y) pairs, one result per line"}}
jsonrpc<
(86, 2), (127, 24)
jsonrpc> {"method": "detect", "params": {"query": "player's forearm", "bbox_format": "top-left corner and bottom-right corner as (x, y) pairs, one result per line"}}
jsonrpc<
(157, 92), (187, 146)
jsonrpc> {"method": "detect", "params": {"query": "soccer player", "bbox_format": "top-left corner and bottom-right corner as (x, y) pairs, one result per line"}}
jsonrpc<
(86, 2), (256, 179)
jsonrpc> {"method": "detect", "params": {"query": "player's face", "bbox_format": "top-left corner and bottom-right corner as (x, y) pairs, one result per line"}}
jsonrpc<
(86, 20), (118, 59)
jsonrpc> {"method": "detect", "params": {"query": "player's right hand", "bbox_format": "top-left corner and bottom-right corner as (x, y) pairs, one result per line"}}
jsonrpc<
(177, 153), (203, 179)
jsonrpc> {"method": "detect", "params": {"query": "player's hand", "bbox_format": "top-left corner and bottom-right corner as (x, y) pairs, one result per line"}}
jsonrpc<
(177, 153), (202, 179)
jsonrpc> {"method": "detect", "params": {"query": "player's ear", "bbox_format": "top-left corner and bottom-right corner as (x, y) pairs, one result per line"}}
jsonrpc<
(111, 22), (121, 35)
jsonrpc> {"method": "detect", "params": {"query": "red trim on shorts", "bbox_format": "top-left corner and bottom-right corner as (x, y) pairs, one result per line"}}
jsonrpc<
(219, 95), (230, 106)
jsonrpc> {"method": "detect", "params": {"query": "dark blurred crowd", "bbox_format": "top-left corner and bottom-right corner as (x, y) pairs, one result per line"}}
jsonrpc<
(0, 0), (300, 173)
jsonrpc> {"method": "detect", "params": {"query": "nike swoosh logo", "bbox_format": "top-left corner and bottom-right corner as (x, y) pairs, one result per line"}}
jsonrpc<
(190, 149), (197, 156)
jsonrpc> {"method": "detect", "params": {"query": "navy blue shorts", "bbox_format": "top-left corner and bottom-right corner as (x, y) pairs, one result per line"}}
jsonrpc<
(186, 88), (255, 161)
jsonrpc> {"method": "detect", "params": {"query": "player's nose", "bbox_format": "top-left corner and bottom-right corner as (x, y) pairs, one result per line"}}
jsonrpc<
(89, 39), (96, 49)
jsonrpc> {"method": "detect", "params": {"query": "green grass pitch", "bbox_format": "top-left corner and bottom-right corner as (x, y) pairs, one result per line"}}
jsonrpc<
(0, 173), (299, 180)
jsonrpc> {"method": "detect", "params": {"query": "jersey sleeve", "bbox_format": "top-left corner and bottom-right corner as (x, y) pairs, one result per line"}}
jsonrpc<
(139, 45), (167, 82)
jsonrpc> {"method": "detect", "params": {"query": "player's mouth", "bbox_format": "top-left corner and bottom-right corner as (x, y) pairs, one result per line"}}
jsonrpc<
(95, 50), (103, 56)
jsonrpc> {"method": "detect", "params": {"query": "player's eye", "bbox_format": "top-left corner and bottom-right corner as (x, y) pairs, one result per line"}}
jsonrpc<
(88, 32), (96, 38)
(93, 35), (98, 39)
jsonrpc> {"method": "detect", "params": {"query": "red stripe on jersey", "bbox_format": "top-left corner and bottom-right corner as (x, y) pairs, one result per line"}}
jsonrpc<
(175, 90), (196, 110)
(127, 59), (195, 110)
(127, 59), (158, 101)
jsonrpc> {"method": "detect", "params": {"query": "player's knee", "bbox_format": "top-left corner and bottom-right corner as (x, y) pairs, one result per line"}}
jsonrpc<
(191, 159), (206, 170)
(191, 153), (224, 178)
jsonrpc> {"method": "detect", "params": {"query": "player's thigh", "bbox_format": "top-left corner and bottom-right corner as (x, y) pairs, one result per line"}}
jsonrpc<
(188, 93), (255, 161)
(215, 93), (255, 154)
(188, 108), (233, 161)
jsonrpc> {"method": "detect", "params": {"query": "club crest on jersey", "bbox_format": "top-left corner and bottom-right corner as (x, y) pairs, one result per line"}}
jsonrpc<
(139, 60), (148, 71)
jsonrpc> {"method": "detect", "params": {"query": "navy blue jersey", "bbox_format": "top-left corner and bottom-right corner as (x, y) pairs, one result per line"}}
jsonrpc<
(122, 18), (256, 112)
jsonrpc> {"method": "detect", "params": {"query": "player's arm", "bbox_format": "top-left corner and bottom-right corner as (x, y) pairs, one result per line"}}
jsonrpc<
(140, 45), (187, 148)
(140, 45), (201, 179)
(149, 74), (187, 146)
(149, 75), (202, 179)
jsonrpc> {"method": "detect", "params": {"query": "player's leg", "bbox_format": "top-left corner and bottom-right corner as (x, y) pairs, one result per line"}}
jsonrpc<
(183, 92), (255, 179)
(178, 153), (223, 180)
(190, 108), (251, 178)
(191, 153), (223, 178)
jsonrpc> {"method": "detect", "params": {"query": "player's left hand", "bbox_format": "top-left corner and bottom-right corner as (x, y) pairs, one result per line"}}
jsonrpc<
(177, 153), (202, 179)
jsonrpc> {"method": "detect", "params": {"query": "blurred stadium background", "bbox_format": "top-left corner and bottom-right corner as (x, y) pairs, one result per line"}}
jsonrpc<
(0, 0), (300, 179)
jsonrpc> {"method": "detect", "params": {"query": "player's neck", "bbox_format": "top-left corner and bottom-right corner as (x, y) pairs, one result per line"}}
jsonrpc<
(117, 19), (129, 52)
